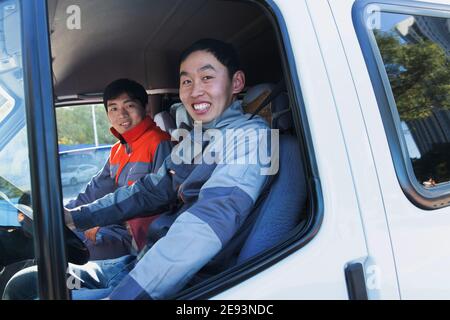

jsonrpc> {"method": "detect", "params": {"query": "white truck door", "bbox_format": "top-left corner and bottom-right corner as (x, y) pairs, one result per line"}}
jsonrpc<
(349, 0), (450, 299)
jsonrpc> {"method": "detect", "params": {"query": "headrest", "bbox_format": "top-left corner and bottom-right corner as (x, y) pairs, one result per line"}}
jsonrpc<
(243, 83), (292, 131)
(243, 83), (274, 125)
(170, 102), (193, 129)
(154, 111), (175, 133)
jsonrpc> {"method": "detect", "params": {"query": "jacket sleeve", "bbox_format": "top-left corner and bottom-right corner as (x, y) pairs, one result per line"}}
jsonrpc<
(65, 160), (116, 209)
(108, 127), (271, 300)
(69, 157), (178, 231)
(150, 140), (173, 174)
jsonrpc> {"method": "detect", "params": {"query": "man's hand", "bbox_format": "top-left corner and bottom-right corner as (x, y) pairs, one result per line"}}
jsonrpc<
(84, 227), (100, 243)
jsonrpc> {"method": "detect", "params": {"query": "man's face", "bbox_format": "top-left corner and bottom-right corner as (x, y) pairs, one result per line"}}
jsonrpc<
(106, 92), (146, 134)
(179, 50), (244, 123)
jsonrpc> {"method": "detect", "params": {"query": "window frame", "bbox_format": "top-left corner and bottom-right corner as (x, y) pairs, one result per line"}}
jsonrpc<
(21, 0), (70, 299)
(352, 0), (450, 210)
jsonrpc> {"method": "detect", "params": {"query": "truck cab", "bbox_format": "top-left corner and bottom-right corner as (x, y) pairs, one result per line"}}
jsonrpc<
(0, 0), (449, 299)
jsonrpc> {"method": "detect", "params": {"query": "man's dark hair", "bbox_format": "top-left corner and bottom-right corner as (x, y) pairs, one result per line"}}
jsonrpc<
(179, 38), (241, 79)
(103, 78), (148, 111)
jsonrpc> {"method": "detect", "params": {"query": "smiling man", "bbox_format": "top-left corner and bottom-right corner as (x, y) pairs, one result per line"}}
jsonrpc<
(179, 46), (244, 123)
(65, 78), (172, 260)
(4, 39), (272, 300)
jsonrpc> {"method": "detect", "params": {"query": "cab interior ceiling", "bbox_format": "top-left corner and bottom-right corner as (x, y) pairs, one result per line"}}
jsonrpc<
(47, 0), (283, 100)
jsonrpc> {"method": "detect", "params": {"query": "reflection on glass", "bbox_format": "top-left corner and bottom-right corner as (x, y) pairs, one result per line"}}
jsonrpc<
(0, 85), (14, 123)
(0, 0), (38, 300)
(373, 12), (450, 187)
(0, 127), (30, 190)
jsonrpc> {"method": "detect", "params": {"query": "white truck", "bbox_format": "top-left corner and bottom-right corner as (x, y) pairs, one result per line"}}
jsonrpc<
(0, 0), (448, 299)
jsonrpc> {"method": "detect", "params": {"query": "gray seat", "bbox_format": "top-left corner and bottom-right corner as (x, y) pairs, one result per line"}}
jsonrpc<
(170, 102), (193, 129)
(237, 134), (307, 263)
(237, 83), (306, 263)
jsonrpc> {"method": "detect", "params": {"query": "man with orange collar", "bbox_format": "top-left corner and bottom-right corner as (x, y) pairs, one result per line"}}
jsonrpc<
(65, 78), (172, 259)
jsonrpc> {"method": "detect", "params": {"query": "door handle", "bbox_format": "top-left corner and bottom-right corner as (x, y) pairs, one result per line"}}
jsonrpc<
(345, 262), (368, 300)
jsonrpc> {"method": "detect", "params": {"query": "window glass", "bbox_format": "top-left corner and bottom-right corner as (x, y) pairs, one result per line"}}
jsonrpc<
(56, 104), (113, 202)
(0, 0), (39, 299)
(372, 12), (450, 188)
(0, 86), (15, 124)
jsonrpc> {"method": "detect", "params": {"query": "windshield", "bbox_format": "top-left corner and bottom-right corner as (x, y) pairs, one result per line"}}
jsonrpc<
(0, 0), (30, 226)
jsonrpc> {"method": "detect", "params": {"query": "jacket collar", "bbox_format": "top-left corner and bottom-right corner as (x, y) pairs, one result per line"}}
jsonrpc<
(110, 116), (156, 144)
(201, 100), (245, 130)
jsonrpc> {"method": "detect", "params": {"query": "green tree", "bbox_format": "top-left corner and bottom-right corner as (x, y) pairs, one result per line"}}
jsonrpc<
(0, 176), (22, 198)
(374, 30), (450, 121)
(375, 27), (450, 185)
(94, 106), (117, 145)
(56, 104), (116, 146)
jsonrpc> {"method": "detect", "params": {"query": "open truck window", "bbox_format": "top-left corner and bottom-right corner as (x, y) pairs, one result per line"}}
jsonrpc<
(1, 0), (320, 300)
(50, 0), (317, 299)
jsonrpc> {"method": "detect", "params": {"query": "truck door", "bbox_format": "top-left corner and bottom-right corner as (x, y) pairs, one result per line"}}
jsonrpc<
(352, 0), (450, 298)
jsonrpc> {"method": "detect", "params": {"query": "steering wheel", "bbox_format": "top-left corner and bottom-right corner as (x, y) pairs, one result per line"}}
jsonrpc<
(0, 188), (89, 265)
(21, 216), (89, 265)
(64, 225), (90, 265)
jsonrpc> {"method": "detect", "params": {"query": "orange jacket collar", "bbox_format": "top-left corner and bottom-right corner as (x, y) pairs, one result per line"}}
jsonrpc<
(110, 116), (156, 144)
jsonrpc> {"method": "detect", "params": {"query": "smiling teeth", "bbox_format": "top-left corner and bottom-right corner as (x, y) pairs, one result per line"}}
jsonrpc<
(193, 103), (210, 111)
(121, 122), (130, 126)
